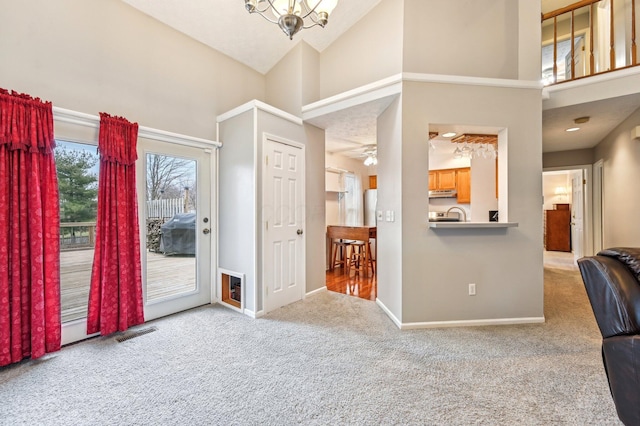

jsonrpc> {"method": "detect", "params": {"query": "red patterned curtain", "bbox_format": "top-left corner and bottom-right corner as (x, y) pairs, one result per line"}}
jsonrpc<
(0, 89), (61, 367)
(87, 113), (144, 335)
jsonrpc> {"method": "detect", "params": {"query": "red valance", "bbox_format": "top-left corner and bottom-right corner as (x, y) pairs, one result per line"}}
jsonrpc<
(98, 112), (138, 165)
(0, 88), (55, 153)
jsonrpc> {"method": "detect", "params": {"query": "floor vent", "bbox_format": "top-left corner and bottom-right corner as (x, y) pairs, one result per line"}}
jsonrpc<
(115, 326), (158, 343)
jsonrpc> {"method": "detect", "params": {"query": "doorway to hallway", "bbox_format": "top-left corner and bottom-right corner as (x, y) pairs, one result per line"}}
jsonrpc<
(542, 165), (593, 268)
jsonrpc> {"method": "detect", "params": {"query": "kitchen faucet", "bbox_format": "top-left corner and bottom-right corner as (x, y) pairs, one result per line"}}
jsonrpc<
(446, 206), (467, 222)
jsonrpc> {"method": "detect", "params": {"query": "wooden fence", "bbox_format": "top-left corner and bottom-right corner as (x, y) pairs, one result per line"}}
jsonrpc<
(60, 222), (96, 251)
(146, 198), (184, 219)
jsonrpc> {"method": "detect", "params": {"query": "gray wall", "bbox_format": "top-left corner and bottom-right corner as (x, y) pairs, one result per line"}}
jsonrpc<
(543, 149), (595, 169)
(403, 0), (519, 79)
(400, 81), (543, 323)
(594, 107), (640, 246)
(376, 96), (404, 320)
(218, 111), (257, 313)
(0, 0), (265, 139)
(319, 0), (404, 98)
(304, 124), (327, 293)
(265, 42), (321, 117)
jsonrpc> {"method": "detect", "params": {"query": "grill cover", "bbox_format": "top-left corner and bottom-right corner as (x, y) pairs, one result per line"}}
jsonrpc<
(160, 212), (196, 255)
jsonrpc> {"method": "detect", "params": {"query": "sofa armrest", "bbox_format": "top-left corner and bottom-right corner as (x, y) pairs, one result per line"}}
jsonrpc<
(603, 335), (640, 426)
(578, 256), (640, 337)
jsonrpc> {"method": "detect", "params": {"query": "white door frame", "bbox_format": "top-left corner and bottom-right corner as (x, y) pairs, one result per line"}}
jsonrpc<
(543, 164), (593, 257)
(56, 108), (220, 345)
(138, 141), (215, 321)
(261, 133), (306, 314)
(593, 159), (604, 253)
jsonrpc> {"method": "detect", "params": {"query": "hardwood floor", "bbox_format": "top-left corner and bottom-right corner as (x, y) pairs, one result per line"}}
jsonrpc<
(326, 267), (377, 301)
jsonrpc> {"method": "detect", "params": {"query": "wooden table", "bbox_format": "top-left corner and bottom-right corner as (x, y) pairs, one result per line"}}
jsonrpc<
(327, 226), (376, 274)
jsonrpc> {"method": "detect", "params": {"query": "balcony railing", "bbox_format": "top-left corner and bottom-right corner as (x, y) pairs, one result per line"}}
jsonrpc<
(542, 0), (638, 85)
(60, 222), (96, 251)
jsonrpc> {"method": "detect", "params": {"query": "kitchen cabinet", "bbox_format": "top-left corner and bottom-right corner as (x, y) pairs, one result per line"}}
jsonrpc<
(428, 171), (437, 190)
(456, 168), (471, 203)
(326, 171), (344, 192)
(369, 175), (377, 189)
(429, 167), (471, 203)
(429, 169), (456, 190)
(437, 169), (457, 190)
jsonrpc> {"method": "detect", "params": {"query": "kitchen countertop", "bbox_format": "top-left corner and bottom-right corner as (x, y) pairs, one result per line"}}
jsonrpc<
(428, 221), (518, 229)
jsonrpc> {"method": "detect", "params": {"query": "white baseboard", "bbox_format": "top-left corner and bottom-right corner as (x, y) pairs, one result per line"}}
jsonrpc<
(306, 286), (327, 297)
(375, 299), (545, 329)
(399, 316), (546, 330)
(243, 308), (264, 318)
(375, 298), (402, 328)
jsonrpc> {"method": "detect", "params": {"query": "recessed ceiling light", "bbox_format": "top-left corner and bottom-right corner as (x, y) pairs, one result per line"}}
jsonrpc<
(442, 132), (457, 138)
(566, 127), (580, 132)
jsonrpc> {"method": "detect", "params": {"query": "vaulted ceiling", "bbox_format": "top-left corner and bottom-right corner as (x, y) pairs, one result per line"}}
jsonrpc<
(122, 0), (640, 157)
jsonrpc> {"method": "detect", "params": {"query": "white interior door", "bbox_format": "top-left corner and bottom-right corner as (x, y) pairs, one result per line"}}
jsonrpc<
(263, 137), (305, 312)
(138, 140), (212, 321)
(571, 171), (585, 260)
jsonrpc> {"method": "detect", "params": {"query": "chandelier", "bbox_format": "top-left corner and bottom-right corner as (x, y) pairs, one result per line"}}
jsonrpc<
(245, 0), (339, 40)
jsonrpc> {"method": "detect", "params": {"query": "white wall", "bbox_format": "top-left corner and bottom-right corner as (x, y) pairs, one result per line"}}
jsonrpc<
(324, 153), (372, 227)
(542, 172), (572, 210)
(470, 156), (499, 222)
(0, 0), (265, 140)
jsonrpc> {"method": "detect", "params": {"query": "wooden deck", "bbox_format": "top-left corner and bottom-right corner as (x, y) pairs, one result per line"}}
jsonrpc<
(61, 249), (196, 323)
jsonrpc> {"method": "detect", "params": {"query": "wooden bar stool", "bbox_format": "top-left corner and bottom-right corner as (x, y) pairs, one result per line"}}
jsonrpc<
(347, 241), (374, 277)
(331, 239), (353, 272)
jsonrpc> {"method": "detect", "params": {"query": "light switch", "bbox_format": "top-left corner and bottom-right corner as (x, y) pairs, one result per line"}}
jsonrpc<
(385, 211), (391, 222)
(389, 210), (395, 222)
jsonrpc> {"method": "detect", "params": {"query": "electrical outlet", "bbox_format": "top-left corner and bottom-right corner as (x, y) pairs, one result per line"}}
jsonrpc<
(468, 283), (476, 296)
(376, 210), (383, 221)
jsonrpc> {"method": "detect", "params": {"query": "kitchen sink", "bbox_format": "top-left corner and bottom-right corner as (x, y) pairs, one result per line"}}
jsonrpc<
(428, 217), (461, 222)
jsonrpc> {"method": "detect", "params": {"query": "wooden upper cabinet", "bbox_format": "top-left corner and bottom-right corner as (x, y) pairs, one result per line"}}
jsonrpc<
(437, 169), (457, 190)
(428, 171), (437, 190)
(369, 175), (377, 189)
(456, 168), (471, 204)
(429, 167), (471, 203)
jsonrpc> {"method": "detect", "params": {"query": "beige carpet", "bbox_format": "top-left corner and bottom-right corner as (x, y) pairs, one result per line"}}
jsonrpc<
(0, 267), (621, 425)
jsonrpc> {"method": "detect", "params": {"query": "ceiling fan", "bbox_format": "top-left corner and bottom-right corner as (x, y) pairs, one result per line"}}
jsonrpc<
(328, 142), (377, 158)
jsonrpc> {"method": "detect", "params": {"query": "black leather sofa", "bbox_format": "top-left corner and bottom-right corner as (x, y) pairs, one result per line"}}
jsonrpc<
(578, 247), (640, 426)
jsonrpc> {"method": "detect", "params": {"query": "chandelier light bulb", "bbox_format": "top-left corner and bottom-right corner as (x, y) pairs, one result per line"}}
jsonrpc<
(246, 0), (339, 39)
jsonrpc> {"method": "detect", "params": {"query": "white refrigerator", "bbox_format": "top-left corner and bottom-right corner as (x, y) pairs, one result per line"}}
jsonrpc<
(364, 189), (377, 226)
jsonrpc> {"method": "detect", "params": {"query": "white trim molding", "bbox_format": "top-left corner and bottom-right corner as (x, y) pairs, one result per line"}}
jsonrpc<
(305, 286), (327, 298)
(402, 72), (543, 90)
(216, 99), (303, 126)
(376, 299), (545, 330)
(53, 106), (221, 149)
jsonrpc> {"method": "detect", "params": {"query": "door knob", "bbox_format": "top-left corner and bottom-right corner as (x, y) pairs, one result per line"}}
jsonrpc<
(297, 229), (303, 235)
(203, 228), (210, 234)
